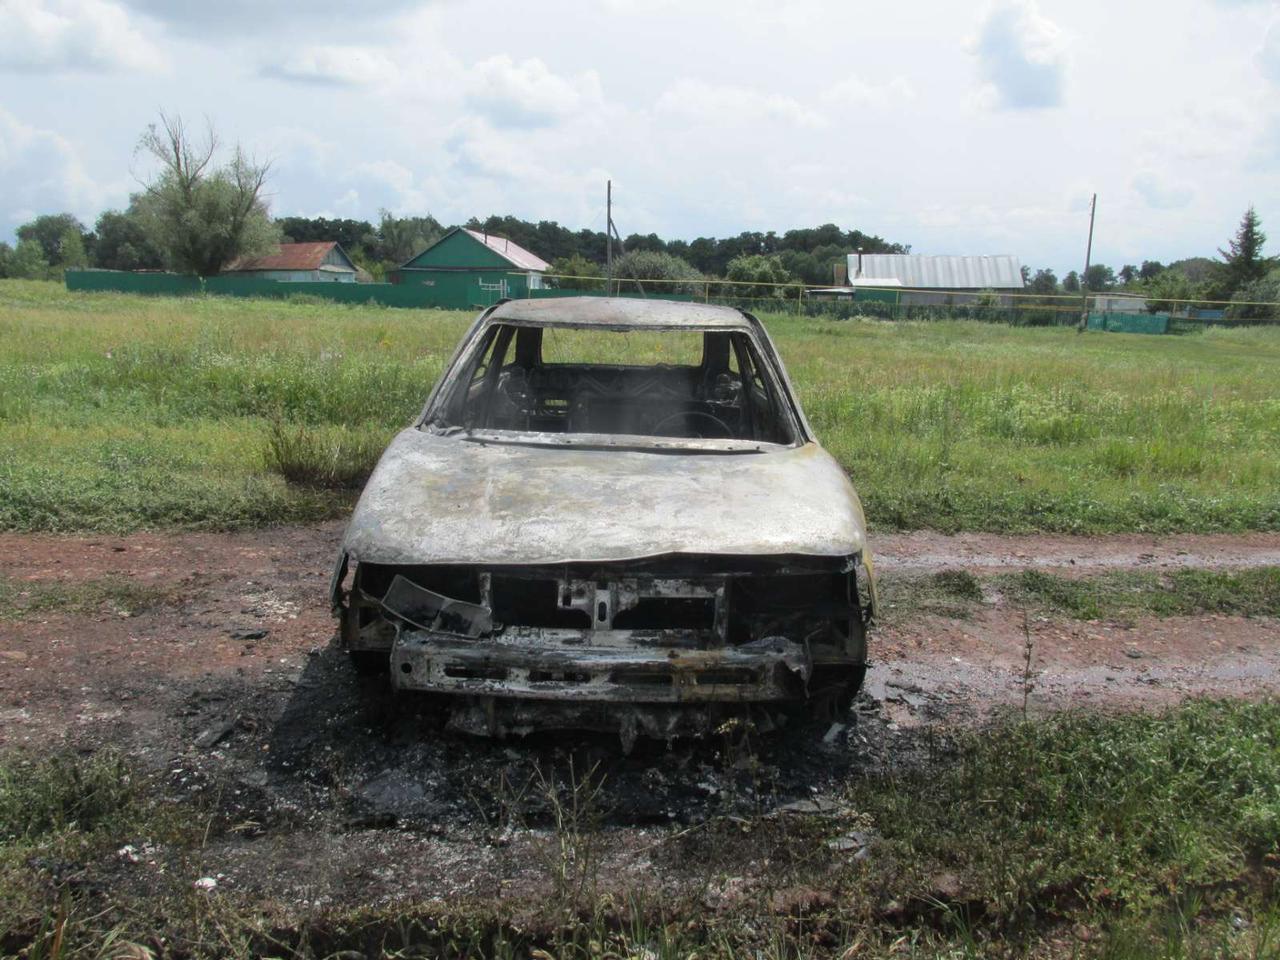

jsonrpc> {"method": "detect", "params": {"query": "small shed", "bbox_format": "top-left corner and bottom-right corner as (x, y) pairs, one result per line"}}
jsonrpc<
(392, 228), (550, 307)
(224, 242), (358, 282)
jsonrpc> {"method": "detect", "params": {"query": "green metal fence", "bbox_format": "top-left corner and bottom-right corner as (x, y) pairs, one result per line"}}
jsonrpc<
(63, 269), (1277, 334)
(1086, 312), (1171, 335)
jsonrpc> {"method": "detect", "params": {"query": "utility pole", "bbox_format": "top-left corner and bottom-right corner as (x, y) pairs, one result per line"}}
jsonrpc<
(1079, 193), (1097, 331)
(605, 180), (613, 295)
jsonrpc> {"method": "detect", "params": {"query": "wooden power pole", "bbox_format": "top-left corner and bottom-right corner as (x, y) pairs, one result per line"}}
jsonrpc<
(1079, 193), (1097, 331)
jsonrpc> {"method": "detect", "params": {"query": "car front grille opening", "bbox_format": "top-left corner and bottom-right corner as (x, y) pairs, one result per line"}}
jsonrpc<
(611, 671), (673, 687)
(611, 597), (716, 631)
(443, 665), (509, 681)
(528, 670), (591, 684)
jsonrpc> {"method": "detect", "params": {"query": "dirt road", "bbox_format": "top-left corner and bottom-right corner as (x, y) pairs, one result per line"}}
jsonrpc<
(1, 522), (1277, 908)
(2, 523), (1278, 750)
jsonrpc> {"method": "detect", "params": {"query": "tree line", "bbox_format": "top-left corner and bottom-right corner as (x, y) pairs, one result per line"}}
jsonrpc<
(0, 113), (1274, 316)
(1014, 207), (1277, 319)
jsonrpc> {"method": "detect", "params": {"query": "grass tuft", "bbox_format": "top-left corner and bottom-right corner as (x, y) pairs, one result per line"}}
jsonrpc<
(0, 576), (174, 621)
(1002, 566), (1280, 621)
(263, 421), (388, 490)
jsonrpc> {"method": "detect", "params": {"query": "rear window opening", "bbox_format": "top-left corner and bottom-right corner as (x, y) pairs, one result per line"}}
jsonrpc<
(433, 323), (796, 444)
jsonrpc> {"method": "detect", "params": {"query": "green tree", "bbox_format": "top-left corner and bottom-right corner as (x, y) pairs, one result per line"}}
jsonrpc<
(610, 249), (703, 294)
(1144, 269), (1200, 314)
(724, 253), (796, 299)
(1062, 270), (1080, 293)
(1226, 266), (1280, 320)
(1084, 264), (1116, 290)
(1139, 260), (1164, 281)
(16, 213), (91, 266)
(278, 216), (375, 251)
(547, 253), (603, 290)
(0, 242), (12, 278)
(377, 210), (442, 265)
(1028, 268), (1058, 294)
(1218, 206), (1270, 297)
(8, 239), (52, 279)
(58, 227), (88, 272)
(93, 205), (166, 271)
(1118, 264), (1137, 285)
(136, 112), (279, 275)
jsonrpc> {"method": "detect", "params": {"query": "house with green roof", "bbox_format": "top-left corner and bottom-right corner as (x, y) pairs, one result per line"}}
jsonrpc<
(390, 227), (550, 308)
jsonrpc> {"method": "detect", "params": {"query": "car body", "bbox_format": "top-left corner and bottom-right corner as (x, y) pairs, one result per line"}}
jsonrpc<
(330, 297), (876, 746)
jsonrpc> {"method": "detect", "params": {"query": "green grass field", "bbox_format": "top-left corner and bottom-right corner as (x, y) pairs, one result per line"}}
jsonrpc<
(3, 701), (1278, 958)
(3, 279), (1279, 533)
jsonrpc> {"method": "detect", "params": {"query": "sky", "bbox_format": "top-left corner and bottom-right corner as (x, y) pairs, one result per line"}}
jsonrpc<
(1, 0), (1278, 275)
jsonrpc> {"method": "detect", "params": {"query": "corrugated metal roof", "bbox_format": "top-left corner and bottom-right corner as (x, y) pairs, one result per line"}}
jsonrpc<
(849, 254), (1024, 289)
(226, 242), (354, 273)
(462, 229), (550, 272)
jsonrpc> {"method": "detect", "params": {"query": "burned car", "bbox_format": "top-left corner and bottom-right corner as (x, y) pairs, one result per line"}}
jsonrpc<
(331, 297), (875, 745)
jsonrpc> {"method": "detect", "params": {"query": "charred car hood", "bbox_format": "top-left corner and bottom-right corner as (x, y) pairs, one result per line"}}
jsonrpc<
(341, 428), (867, 566)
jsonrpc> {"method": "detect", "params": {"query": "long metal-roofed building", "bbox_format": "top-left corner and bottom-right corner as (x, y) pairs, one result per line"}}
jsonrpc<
(391, 227), (551, 308)
(846, 253), (1025, 306)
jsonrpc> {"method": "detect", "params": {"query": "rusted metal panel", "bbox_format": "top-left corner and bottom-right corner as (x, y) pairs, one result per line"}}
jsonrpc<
(389, 630), (811, 703)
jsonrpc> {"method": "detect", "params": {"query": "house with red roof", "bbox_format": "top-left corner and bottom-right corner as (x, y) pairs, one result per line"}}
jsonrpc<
(224, 241), (359, 282)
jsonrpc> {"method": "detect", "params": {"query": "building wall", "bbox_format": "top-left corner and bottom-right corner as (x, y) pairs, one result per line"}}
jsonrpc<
(223, 268), (356, 283)
(402, 230), (513, 270)
(393, 268), (534, 306)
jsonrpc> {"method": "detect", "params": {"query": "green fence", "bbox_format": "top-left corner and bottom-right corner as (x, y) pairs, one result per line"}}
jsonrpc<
(65, 270), (452, 308)
(1087, 312), (1171, 335)
(64, 271), (692, 311)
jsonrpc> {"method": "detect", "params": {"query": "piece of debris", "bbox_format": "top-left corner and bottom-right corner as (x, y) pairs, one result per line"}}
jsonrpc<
(230, 628), (268, 641)
(194, 718), (237, 749)
(773, 797), (845, 817)
(822, 722), (847, 744)
(826, 830), (875, 856)
(193, 877), (217, 891)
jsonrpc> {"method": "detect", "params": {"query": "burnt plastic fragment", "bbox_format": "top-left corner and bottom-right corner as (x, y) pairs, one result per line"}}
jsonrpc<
(380, 575), (493, 638)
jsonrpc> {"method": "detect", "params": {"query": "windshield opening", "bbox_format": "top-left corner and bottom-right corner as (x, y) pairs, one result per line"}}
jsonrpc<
(434, 324), (796, 444)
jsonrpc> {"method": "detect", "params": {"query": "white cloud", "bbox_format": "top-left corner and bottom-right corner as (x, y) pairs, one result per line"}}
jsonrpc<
(261, 45), (399, 87)
(1259, 20), (1280, 83)
(825, 74), (917, 108)
(119, 0), (424, 36)
(655, 79), (827, 129)
(1132, 170), (1195, 210)
(0, 108), (119, 236)
(968, 0), (1067, 109)
(0, 0), (165, 73)
(466, 55), (604, 128)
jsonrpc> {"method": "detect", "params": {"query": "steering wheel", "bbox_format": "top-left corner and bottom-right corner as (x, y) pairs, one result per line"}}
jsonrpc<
(651, 410), (734, 439)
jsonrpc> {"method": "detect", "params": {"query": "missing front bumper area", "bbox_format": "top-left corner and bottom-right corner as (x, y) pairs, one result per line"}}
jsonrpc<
(389, 631), (813, 704)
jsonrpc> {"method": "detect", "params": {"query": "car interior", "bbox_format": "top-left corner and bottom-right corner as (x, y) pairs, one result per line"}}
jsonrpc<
(438, 323), (796, 443)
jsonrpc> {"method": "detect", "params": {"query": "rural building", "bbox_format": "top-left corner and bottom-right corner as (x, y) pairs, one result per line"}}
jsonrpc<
(392, 228), (550, 307)
(846, 253), (1025, 306)
(224, 242), (359, 282)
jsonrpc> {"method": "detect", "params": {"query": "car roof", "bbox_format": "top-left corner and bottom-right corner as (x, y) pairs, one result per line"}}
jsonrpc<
(486, 296), (755, 330)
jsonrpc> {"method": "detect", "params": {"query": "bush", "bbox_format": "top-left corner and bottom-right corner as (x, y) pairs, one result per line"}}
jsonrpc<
(610, 249), (703, 294)
(264, 421), (389, 489)
(1226, 269), (1280, 321)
